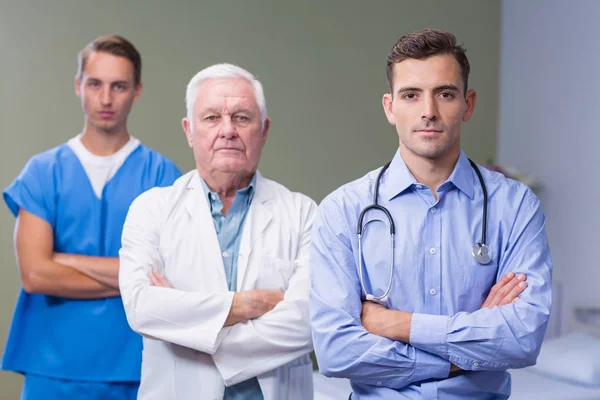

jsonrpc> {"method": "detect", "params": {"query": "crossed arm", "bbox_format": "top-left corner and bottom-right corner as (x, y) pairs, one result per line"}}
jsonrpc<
(310, 195), (551, 389)
(120, 191), (316, 386)
(15, 209), (119, 299)
(361, 272), (528, 373)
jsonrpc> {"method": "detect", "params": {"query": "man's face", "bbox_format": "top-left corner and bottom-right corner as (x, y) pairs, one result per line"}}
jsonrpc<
(382, 54), (476, 160)
(182, 77), (270, 178)
(75, 51), (142, 133)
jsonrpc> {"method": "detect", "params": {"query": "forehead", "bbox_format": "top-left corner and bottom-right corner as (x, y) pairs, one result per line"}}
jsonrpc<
(82, 51), (135, 82)
(194, 78), (258, 111)
(391, 54), (463, 92)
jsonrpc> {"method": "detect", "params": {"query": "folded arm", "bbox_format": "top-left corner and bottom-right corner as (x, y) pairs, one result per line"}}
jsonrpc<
(119, 189), (235, 354)
(375, 195), (552, 371)
(211, 199), (317, 386)
(310, 200), (451, 389)
(53, 253), (119, 289)
(15, 209), (119, 299)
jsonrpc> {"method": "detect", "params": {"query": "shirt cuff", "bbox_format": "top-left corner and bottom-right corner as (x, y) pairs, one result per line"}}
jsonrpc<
(413, 348), (451, 382)
(410, 313), (449, 358)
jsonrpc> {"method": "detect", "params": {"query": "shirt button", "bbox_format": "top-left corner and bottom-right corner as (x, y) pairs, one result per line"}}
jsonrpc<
(431, 207), (437, 214)
(376, 381), (382, 386)
(211, 194), (217, 200)
(429, 247), (436, 254)
(473, 362), (480, 367)
(222, 251), (229, 257)
(429, 288), (437, 295)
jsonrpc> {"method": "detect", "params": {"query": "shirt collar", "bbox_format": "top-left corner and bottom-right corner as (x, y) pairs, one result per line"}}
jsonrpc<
(383, 149), (474, 201)
(199, 173), (257, 210)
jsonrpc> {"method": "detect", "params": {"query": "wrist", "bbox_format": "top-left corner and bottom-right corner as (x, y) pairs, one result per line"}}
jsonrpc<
(231, 292), (250, 322)
(386, 310), (412, 343)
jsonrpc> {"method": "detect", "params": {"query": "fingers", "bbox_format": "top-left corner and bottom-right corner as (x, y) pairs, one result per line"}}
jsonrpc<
(499, 275), (527, 305)
(482, 272), (514, 308)
(148, 271), (172, 288)
(482, 272), (527, 309)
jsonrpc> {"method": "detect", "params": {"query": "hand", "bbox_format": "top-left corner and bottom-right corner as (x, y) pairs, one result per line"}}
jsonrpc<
(481, 272), (527, 309)
(148, 270), (173, 288)
(225, 289), (284, 326)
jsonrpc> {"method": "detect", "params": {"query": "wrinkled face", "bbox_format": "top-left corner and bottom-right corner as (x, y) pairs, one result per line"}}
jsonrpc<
(182, 77), (270, 177)
(382, 54), (476, 160)
(75, 51), (141, 133)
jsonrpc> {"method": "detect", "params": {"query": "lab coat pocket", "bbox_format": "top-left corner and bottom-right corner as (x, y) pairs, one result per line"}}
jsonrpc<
(257, 256), (296, 292)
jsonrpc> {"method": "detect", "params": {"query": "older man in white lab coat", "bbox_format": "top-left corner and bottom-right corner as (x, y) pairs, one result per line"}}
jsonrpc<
(119, 63), (316, 400)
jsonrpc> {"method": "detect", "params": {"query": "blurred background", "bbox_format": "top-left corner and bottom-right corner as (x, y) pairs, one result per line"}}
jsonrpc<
(1, 0), (598, 398)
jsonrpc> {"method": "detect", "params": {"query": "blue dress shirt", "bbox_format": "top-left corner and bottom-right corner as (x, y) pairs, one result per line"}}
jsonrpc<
(310, 149), (552, 399)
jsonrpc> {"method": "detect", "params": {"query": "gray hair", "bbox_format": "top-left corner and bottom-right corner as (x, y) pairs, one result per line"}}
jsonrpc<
(185, 63), (267, 128)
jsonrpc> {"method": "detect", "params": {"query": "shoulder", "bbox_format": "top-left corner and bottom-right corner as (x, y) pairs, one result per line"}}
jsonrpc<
(319, 167), (378, 213)
(134, 144), (180, 170)
(24, 143), (73, 170)
(478, 165), (539, 208)
(258, 172), (316, 209)
(129, 170), (194, 214)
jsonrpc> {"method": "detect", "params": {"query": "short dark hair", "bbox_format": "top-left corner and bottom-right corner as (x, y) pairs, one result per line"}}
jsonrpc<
(76, 34), (142, 86)
(386, 29), (470, 95)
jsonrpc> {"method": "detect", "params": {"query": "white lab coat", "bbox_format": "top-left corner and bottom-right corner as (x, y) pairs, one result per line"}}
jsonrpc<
(119, 170), (317, 400)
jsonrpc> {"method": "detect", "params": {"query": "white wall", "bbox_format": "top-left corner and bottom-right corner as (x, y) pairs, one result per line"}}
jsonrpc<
(499, 0), (600, 334)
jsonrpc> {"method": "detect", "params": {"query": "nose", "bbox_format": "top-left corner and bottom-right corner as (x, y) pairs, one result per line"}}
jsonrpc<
(100, 86), (112, 106)
(220, 116), (239, 140)
(421, 95), (438, 122)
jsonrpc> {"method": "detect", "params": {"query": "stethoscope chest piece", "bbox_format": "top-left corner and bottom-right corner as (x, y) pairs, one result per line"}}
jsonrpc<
(472, 243), (492, 265)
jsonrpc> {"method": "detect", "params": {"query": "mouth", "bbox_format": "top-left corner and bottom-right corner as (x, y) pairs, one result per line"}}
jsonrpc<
(98, 111), (115, 119)
(414, 129), (443, 137)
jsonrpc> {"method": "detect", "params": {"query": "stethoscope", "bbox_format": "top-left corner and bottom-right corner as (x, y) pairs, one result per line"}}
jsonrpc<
(357, 159), (491, 302)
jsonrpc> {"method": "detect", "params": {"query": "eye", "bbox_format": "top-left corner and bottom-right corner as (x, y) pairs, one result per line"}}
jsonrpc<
(401, 93), (418, 100)
(113, 83), (127, 91)
(205, 115), (219, 121)
(439, 92), (455, 99)
(235, 115), (250, 122)
(87, 80), (100, 88)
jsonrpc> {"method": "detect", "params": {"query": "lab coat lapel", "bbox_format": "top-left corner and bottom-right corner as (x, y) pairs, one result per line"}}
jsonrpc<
(183, 171), (228, 289)
(237, 172), (273, 290)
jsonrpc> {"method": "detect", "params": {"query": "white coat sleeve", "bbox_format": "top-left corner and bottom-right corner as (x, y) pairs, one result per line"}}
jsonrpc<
(119, 188), (234, 355)
(212, 197), (316, 386)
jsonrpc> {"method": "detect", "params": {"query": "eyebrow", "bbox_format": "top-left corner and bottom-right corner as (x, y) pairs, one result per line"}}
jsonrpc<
(396, 84), (461, 96)
(86, 78), (131, 86)
(200, 107), (256, 116)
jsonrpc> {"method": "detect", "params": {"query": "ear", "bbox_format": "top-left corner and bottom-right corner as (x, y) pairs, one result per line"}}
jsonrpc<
(182, 118), (193, 148)
(463, 89), (477, 122)
(75, 78), (82, 98)
(261, 117), (271, 145)
(382, 93), (396, 125)
(133, 82), (144, 102)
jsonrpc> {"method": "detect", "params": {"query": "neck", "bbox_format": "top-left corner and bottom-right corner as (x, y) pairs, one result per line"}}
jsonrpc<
(199, 168), (254, 214)
(400, 146), (460, 198)
(81, 123), (130, 156)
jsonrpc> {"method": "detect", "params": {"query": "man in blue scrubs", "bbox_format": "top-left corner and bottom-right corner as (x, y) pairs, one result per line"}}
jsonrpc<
(2, 35), (181, 399)
(310, 29), (552, 399)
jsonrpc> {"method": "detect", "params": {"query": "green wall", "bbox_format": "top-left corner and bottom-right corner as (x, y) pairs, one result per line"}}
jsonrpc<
(0, 1), (500, 397)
